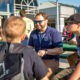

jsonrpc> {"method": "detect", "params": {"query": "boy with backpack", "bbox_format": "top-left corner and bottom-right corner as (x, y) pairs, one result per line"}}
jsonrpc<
(0, 16), (49, 80)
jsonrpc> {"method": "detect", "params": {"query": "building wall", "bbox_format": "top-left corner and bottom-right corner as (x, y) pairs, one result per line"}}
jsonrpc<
(59, 5), (78, 33)
(60, 6), (77, 18)
(39, 7), (57, 18)
(39, 1), (56, 9)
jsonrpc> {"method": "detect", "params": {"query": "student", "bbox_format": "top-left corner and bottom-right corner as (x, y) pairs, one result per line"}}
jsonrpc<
(1, 16), (49, 80)
(20, 9), (34, 46)
(52, 13), (80, 80)
(66, 13), (80, 80)
(29, 12), (63, 79)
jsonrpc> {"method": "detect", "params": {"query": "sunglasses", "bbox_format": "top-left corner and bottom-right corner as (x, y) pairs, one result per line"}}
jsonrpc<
(34, 20), (45, 24)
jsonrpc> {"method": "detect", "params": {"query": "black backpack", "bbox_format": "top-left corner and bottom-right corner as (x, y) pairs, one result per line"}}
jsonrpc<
(0, 42), (24, 80)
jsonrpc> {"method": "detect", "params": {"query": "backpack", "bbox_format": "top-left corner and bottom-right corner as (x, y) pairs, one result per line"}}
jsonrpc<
(0, 42), (24, 80)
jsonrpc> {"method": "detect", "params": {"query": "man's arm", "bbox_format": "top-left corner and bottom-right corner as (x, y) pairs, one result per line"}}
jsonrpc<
(38, 47), (63, 57)
(49, 29), (63, 55)
(68, 39), (77, 45)
(46, 47), (63, 55)
(69, 62), (80, 80)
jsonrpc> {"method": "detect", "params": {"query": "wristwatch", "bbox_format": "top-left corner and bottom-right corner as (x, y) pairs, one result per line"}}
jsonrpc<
(45, 49), (48, 54)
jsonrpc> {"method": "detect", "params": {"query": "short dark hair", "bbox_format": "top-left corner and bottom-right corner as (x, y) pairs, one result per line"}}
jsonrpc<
(20, 9), (26, 17)
(35, 12), (48, 20)
(66, 13), (80, 24)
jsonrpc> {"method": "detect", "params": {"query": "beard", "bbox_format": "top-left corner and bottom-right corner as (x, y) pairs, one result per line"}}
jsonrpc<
(36, 24), (46, 29)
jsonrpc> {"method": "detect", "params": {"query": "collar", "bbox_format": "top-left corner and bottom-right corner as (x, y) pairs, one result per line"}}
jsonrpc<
(37, 26), (49, 34)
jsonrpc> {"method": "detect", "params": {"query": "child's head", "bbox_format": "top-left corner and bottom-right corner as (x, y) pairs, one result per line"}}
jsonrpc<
(3, 16), (26, 43)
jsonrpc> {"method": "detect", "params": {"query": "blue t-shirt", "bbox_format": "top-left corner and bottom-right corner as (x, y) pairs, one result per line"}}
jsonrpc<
(29, 26), (63, 60)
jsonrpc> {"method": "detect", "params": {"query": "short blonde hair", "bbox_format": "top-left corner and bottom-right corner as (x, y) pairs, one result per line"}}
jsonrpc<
(3, 16), (26, 41)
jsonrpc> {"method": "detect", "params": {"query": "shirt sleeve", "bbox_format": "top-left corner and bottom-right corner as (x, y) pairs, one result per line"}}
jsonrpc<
(52, 29), (63, 47)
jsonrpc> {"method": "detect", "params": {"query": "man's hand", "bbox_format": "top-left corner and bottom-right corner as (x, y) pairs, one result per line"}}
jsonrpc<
(38, 50), (46, 57)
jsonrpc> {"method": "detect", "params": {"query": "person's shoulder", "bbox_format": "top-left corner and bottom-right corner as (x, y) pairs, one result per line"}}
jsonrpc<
(12, 43), (35, 55)
(23, 46), (36, 56)
(24, 17), (33, 22)
(48, 26), (56, 30)
(27, 18), (33, 22)
(31, 29), (38, 34)
(48, 26), (59, 33)
(23, 46), (34, 51)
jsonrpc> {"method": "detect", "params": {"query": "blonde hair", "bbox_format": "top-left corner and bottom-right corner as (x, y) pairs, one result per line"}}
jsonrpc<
(3, 16), (26, 41)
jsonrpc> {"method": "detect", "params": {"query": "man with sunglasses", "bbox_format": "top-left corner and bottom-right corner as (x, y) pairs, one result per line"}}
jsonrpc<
(52, 13), (80, 80)
(29, 12), (63, 79)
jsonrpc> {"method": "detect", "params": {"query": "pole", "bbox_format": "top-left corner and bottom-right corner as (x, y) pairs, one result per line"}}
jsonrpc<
(7, 4), (10, 18)
(14, 0), (16, 16)
(56, 0), (59, 31)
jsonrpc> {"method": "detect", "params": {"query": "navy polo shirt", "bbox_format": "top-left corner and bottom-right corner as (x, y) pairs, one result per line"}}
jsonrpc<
(29, 26), (63, 60)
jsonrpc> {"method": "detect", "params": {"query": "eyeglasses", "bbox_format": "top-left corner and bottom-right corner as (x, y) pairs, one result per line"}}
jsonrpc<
(34, 20), (44, 24)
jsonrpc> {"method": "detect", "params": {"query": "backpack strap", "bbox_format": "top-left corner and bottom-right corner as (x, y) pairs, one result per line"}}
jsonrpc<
(0, 42), (25, 80)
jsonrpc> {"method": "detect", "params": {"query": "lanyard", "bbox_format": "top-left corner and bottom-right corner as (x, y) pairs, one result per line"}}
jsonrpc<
(38, 32), (46, 49)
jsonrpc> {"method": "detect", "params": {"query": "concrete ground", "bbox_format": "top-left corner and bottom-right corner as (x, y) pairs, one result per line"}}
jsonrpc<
(59, 58), (70, 69)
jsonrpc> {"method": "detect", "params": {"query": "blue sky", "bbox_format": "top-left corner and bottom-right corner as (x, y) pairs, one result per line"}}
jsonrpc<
(39, 0), (80, 7)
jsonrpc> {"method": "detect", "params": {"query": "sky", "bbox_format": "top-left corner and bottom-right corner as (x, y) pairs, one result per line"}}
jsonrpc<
(39, 0), (80, 7)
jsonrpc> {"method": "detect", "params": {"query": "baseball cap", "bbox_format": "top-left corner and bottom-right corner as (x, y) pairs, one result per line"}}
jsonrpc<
(66, 13), (80, 24)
